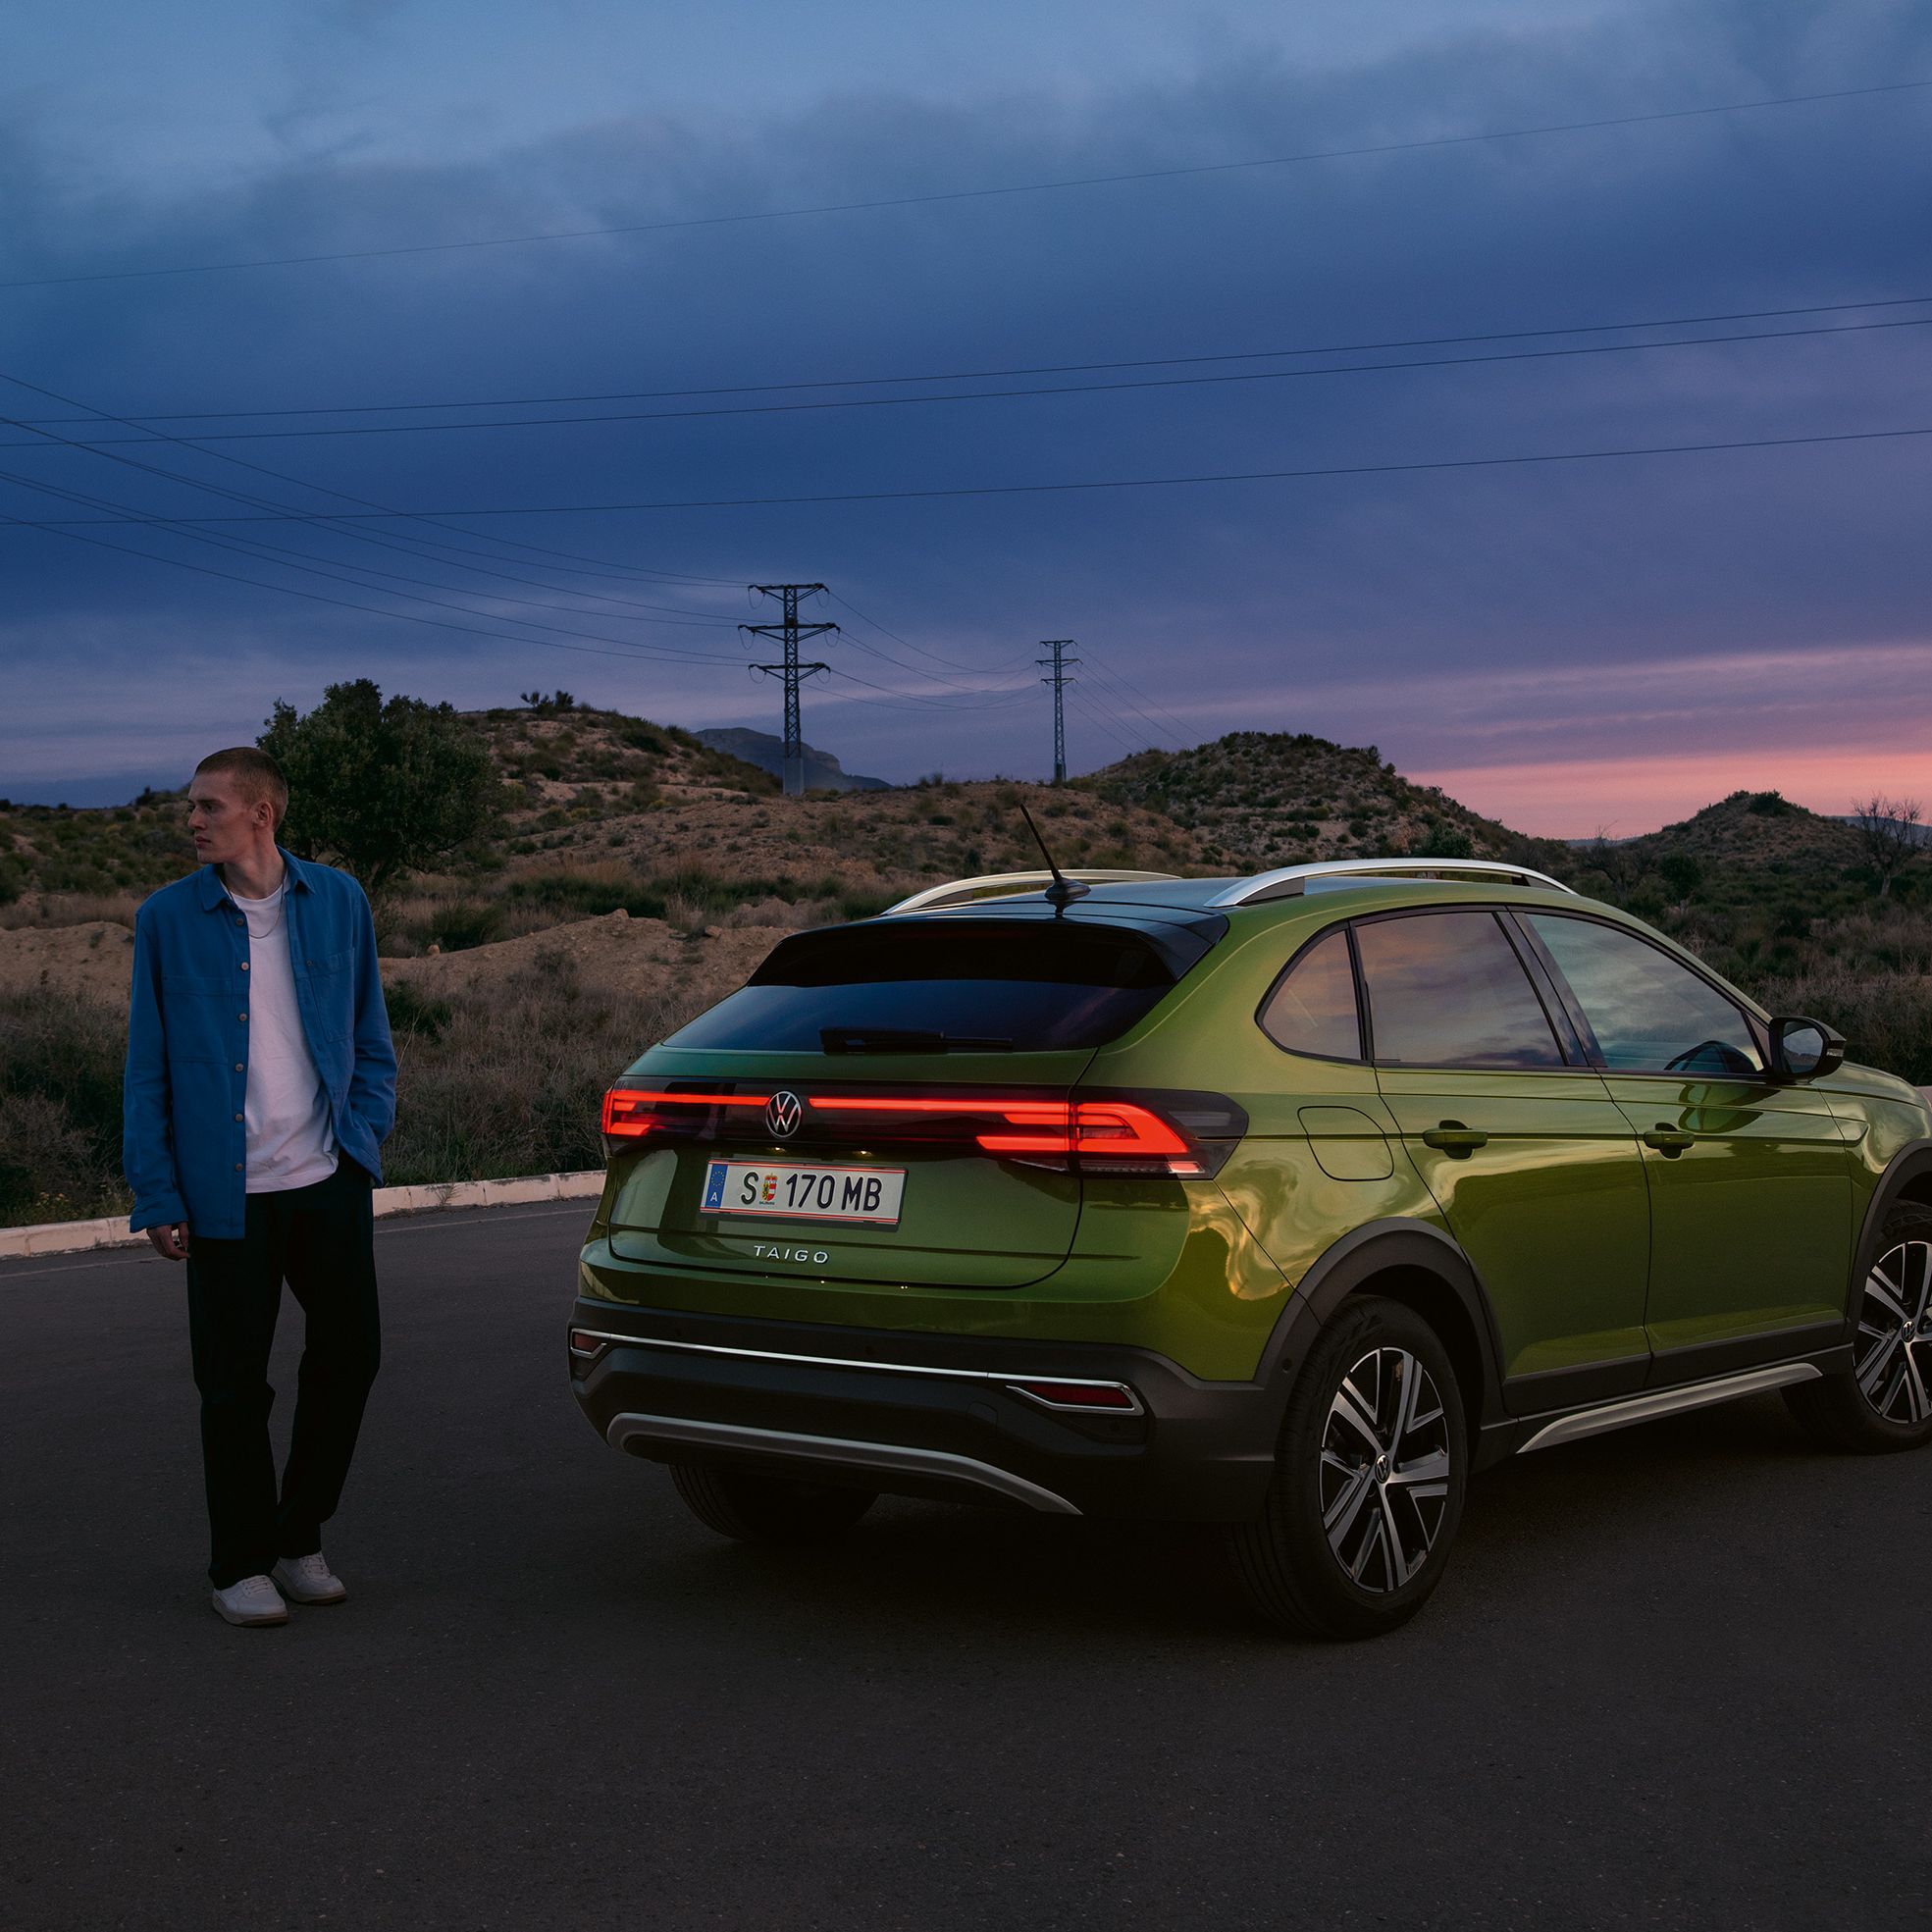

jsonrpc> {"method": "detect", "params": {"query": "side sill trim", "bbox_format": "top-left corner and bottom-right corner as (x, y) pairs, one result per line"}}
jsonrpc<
(1517, 1362), (1823, 1454)
(604, 1411), (1083, 1516)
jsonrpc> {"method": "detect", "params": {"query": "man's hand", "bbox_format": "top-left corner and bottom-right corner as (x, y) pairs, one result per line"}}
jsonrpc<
(145, 1224), (190, 1262)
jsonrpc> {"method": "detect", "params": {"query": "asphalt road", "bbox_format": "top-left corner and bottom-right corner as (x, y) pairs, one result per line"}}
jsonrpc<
(4, 1203), (1930, 1932)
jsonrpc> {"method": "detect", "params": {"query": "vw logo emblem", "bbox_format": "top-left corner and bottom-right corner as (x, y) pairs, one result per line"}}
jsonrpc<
(765, 1090), (804, 1140)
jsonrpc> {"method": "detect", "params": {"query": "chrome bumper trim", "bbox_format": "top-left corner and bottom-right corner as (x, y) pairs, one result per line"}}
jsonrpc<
(1518, 1362), (1822, 1454)
(604, 1411), (1083, 1515)
(572, 1327), (1143, 1413)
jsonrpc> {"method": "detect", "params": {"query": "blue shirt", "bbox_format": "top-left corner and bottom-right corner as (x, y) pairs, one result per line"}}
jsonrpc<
(123, 850), (397, 1237)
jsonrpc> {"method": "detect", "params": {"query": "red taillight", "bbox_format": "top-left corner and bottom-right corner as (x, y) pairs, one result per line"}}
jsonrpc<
(976, 1100), (1196, 1172)
(601, 1087), (769, 1138)
(600, 1083), (1243, 1175)
(568, 1330), (605, 1357)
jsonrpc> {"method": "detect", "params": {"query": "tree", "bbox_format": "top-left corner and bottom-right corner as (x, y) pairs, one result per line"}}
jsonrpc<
(260, 680), (502, 895)
(1851, 794), (1925, 898)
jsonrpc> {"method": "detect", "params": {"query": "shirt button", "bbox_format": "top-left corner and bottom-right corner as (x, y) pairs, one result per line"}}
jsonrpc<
(234, 1114), (243, 1123)
(238, 1012), (247, 1022)
(240, 962), (250, 972)
(235, 1063), (244, 1072)
(234, 1163), (243, 1173)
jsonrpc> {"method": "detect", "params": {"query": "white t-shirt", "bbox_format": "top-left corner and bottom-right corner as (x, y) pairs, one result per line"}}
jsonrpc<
(231, 882), (338, 1192)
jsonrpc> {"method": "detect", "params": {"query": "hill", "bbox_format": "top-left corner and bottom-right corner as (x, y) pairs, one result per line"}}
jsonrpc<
(694, 727), (891, 793)
(1085, 731), (1579, 877)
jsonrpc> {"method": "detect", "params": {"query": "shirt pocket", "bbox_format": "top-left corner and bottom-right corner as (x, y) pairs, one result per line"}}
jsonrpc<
(160, 969), (237, 1061)
(303, 947), (357, 1041)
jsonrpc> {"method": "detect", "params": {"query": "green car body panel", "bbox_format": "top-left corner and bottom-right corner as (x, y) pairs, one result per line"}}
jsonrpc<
(573, 874), (1932, 1519)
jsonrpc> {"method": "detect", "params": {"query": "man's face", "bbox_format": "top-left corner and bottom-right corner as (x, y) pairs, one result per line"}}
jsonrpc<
(186, 772), (269, 865)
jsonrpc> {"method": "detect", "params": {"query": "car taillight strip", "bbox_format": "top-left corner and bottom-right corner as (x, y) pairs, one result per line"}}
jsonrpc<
(600, 1086), (1222, 1173)
(601, 1087), (770, 1136)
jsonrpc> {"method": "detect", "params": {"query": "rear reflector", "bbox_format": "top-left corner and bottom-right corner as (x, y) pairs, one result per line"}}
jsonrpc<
(1008, 1380), (1142, 1413)
(567, 1330), (605, 1357)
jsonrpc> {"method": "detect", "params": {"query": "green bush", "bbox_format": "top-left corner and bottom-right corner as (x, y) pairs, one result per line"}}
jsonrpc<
(426, 900), (506, 952)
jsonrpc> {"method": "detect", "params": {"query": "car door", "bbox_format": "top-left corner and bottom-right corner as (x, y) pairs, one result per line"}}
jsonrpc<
(1355, 908), (1652, 1411)
(1519, 911), (1855, 1380)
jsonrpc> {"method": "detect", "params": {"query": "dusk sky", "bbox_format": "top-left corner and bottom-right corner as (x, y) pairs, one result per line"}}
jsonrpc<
(3, 1), (1928, 833)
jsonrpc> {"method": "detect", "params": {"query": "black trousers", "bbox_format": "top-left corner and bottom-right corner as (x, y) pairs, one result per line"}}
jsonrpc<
(183, 1158), (382, 1588)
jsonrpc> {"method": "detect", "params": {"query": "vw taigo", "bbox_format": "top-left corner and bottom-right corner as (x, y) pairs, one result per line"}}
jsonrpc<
(568, 862), (1932, 1639)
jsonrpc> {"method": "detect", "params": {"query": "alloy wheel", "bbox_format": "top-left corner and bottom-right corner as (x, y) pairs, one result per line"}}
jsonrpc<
(1854, 1239), (1932, 1425)
(1320, 1346), (1452, 1593)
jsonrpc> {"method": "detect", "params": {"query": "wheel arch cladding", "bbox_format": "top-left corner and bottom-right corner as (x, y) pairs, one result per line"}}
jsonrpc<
(1350, 1264), (1489, 1434)
(1857, 1140), (1932, 1313)
(1270, 1220), (1505, 1431)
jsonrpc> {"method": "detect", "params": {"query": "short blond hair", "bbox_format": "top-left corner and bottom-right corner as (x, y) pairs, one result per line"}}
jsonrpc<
(193, 748), (288, 829)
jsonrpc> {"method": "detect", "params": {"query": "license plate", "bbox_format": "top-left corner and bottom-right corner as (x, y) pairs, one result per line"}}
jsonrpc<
(701, 1160), (906, 1226)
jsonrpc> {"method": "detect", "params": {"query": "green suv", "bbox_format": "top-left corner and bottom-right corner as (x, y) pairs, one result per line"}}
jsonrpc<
(568, 860), (1932, 1638)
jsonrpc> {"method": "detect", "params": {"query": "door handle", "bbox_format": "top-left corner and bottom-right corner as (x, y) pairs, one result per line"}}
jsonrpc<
(1643, 1124), (1697, 1155)
(1421, 1123), (1489, 1157)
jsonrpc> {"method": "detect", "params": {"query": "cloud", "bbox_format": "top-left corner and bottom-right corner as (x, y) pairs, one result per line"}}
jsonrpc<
(2, 0), (1929, 823)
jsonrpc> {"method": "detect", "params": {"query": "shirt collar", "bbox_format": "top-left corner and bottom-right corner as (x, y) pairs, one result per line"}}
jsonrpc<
(198, 845), (315, 910)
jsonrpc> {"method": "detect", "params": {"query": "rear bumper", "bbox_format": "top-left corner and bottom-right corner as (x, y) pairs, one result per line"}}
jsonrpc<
(568, 1299), (1282, 1521)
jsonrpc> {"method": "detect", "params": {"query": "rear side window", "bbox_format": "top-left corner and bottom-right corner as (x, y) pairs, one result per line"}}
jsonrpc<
(1356, 911), (1565, 1070)
(1259, 928), (1362, 1061)
(664, 918), (1207, 1054)
(1527, 914), (1762, 1076)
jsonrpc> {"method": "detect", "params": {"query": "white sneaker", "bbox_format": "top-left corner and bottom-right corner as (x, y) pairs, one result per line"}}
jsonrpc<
(272, 1552), (347, 1605)
(212, 1575), (288, 1626)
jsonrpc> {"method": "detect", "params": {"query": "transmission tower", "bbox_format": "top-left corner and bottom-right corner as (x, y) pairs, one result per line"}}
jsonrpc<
(1038, 640), (1079, 785)
(742, 584), (839, 796)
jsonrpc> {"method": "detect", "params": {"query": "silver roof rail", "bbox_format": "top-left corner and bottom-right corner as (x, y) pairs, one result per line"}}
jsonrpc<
(1207, 858), (1579, 907)
(884, 868), (1180, 914)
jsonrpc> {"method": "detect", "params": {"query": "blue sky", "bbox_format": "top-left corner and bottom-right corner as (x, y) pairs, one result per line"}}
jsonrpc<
(3, 0), (1929, 831)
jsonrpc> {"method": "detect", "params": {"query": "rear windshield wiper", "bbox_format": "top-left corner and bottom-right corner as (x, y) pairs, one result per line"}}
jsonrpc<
(820, 1026), (1014, 1055)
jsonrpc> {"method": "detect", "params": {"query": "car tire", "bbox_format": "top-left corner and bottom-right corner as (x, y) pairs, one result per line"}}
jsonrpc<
(1784, 1200), (1932, 1454)
(669, 1462), (877, 1544)
(1229, 1295), (1468, 1640)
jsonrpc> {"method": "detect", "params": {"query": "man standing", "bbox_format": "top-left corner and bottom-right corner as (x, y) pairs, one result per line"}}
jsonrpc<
(124, 748), (396, 1627)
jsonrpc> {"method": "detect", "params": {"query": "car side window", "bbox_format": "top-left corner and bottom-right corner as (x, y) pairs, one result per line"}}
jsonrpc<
(1526, 914), (1763, 1076)
(1355, 911), (1566, 1070)
(1258, 927), (1362, 1060)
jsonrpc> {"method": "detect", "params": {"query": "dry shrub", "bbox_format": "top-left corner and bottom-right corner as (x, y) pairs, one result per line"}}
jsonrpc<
(0, 890), (143, 931)
(380, 951), (702, 1185)
(1755, 968), (1932, 1087)
(0, 992), (129, 1224)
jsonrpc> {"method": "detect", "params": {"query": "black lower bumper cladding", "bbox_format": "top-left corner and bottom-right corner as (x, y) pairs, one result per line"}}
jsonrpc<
(568, 1300), (1281, 1522)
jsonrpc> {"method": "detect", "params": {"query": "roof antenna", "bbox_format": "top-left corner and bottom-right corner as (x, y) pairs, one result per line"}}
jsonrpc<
(1018, 800), (1088, 911)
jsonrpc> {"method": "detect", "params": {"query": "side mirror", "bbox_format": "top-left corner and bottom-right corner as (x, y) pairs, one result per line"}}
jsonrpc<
(1770, 1016), (1846, 1082)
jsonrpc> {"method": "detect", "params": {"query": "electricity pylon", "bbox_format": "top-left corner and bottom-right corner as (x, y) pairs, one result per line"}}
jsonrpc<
(743, 584), (838, 796)
(1038, 640), (1079, 785)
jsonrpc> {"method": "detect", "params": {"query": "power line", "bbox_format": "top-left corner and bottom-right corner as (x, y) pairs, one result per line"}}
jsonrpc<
(1038, 641), (1079, 785)
(6, 79), (1925, 292)
(12, 313), (1921, 447)
(1078, 645), (1194, 748)
(0, 466), (751, 666)
(37, 422), (1930, 527)
(0, 364), (757, 616)
(21, 292), (1925, 426)
(0, 501), (743, 670)
(0, 368), (1061, 710)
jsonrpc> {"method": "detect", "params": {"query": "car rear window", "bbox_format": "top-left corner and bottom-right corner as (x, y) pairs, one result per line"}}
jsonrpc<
(663, 917), (1211, 1053)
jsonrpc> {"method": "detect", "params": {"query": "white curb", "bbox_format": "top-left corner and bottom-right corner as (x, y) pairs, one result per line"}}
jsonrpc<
(0, 1170), (606, 1261)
